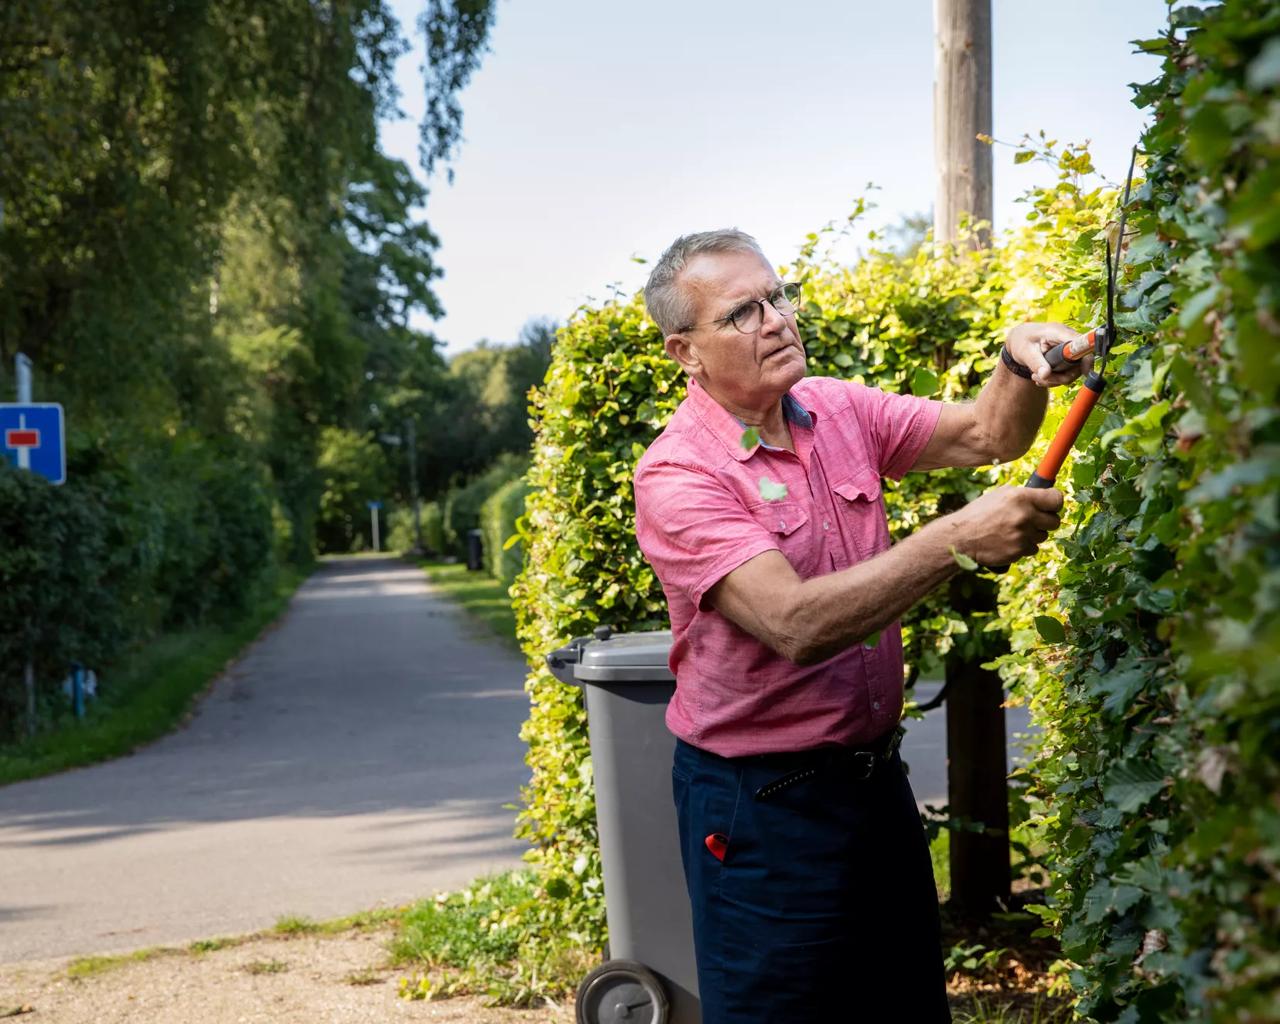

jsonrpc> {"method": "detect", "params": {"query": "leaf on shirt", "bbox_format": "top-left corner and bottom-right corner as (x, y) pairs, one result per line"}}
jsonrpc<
(863, 630), (882, 649)
(740, 426), (761, 450)
(949, 545), (979, 571)
(758, 476), (788, 501)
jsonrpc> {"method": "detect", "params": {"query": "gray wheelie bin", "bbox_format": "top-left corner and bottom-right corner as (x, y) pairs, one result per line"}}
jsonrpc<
(546, 626), (698, 1024)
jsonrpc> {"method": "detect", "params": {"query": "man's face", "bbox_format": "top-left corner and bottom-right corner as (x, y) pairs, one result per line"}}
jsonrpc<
(671, 250), (807, 409)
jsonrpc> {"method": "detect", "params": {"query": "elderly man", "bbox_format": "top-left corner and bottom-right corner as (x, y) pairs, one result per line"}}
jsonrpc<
(632, 229), (1080, 1023)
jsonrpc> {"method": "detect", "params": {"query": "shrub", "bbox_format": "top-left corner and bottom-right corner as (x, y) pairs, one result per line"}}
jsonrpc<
(0, 428), (278, 740)
(480, 477), (531, 588)
(386, 505), (418, 554)
(441, 453), (528, 561)
(998, 6), (1280, 1021)
(421, 501), (445, 555)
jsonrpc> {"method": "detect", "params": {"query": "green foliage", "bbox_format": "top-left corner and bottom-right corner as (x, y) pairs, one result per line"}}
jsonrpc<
(1000, 4), (1280, 1021)
(316, 427), (392, 553)
(480, 477), (532, 587)
(442, 453), (529, 560)
(0, 435), (280, 739)
(0, 0), (497, 738)
(507, 292), (679, 964)
(421, 501), (445, 555)
(391, 870), (593, 1006)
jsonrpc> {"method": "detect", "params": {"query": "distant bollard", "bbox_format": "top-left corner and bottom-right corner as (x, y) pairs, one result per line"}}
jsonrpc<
(466, 529), (484, 571)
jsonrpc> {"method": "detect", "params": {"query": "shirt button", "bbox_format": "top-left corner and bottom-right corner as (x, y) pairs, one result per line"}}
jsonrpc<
(823, 520), (831, 530)
(872, 701), (881, 710)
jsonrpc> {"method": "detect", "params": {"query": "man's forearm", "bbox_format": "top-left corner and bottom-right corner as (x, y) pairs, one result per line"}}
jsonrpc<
(972, 357), (1048, 463)
(778, 516), (966, 665)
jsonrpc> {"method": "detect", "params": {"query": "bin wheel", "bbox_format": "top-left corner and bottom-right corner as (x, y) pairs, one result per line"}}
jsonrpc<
(575, 958), (669, 1024)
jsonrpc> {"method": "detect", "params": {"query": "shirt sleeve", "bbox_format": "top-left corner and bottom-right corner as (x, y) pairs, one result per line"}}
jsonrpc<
(849, 383), (943, 480)
(634, 461), (784, 610)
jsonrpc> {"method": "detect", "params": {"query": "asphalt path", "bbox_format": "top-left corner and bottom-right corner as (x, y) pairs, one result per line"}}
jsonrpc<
(0, 558), (533, 963)
(900, 681), (1036, 811)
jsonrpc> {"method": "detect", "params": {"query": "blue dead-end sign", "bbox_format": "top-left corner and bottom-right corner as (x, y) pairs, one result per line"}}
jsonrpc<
(1, 403), (66, 484)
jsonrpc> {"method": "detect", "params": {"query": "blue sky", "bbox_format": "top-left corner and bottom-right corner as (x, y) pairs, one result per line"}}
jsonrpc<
(379, 0), (1170, 356)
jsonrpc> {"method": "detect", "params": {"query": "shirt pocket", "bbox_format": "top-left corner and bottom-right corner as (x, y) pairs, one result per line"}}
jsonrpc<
(832, 472), (890, 560)
(747, 501), (818, 578)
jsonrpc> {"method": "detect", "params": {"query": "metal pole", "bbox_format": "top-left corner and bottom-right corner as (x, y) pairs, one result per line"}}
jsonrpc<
(16, 352), (33, 403)
(16, 353), (36, 735)
(371, 506), (380, 553)
(405, 418), (422, 553)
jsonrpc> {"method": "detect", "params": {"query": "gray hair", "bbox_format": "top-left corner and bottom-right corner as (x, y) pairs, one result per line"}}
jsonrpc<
(644, 229), (770, 336)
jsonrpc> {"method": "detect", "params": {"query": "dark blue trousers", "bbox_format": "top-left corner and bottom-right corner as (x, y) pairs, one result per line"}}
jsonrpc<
(673, 737), (951, 1024)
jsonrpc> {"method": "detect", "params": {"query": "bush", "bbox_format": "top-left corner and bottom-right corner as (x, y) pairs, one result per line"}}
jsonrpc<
(421, 501), (445, 555)
(441, 453), (528, 561)
(316, 427), (391, 554)
(998, 6), (1280, 1021)
(480, 477), (531, 587)
(385, 505), (417, 554)
(0, 428), (279, 740)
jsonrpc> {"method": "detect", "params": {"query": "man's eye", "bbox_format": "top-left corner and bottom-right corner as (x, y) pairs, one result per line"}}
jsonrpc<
(726, 302), (755, 324)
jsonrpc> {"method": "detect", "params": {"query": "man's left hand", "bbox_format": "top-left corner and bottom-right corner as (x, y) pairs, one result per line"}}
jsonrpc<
(1006, 322), (1091, 388)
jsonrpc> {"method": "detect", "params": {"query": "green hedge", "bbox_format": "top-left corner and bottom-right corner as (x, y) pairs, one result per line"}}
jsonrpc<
(481, 477), (531, 588)
(0, 430), (278, 740)
(442, 453), (528, 561)
(1000, 6), (1280, 1021)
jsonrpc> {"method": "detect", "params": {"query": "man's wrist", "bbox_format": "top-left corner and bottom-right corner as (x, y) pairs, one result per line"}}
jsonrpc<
(1000, 343), (1034, 380)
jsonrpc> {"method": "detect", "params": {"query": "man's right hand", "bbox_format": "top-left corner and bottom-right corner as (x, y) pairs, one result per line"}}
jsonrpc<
(952, 485), (1064, 565)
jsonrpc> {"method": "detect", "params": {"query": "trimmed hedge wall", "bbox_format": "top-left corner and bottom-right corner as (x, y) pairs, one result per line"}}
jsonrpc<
(481, 477), (531, 588)
(0, 430), (277, 739)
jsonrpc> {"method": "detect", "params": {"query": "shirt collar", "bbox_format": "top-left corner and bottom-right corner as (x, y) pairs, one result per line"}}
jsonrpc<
(686, 377), (816, 461)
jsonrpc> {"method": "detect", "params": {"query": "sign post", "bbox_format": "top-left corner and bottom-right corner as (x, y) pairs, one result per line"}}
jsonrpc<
(9, 353), (64, 735)
(367, 500), (383, 552)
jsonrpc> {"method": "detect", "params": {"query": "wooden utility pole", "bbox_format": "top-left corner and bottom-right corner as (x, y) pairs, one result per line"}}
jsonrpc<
(934, 0), (993, 245)
(933, 0), (1009, 917)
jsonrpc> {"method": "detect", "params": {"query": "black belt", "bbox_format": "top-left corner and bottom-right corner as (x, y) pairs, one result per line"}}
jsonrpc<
(751, 726), (904, 800)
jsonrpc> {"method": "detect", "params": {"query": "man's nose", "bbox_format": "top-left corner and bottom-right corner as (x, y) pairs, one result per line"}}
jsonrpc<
(759, 299), (787, 334)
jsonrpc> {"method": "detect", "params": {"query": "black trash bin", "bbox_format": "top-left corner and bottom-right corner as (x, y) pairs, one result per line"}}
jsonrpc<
(465, 528), (484, 571)
(547, 626), (697, 1024)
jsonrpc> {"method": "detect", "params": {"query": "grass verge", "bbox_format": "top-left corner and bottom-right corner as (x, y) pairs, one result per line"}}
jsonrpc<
(391, 869), (594, 1007)
(62, 905), (412, 980)
(0, 568), (305, 786)
(416, 560), (519, 648)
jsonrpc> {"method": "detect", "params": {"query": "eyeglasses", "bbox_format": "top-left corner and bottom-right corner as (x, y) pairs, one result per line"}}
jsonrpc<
(684, 282), (802, 335)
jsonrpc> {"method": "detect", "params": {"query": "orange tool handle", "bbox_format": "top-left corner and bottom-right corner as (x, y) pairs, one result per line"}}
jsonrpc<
(1043, 328), (1101, 372)
(1027, 371), (1105, 488)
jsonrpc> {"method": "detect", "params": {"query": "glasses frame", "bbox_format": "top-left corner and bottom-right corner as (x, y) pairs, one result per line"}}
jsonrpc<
(682, 282), (802, 335)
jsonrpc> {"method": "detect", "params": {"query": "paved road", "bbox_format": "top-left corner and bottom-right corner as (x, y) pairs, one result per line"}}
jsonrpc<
(0, 558), (533, 963)
(900, 681), (1036, 810)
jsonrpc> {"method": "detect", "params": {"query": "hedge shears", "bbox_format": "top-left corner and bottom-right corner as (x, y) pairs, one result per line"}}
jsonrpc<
(1023, 147), (1138, 489)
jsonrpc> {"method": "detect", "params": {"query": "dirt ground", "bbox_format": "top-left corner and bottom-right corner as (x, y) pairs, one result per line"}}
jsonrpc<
(0, 926), (573, 1024)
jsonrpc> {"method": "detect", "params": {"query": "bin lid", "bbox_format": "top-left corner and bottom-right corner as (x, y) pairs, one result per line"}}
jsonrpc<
(578, 629), (674, 682)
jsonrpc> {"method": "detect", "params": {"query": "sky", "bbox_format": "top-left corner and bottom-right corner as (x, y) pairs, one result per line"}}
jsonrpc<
(378, 0), (1170, 357)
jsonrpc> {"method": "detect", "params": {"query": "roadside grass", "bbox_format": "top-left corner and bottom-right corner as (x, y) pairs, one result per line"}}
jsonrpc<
(416, 560), (519, 648)
(391, 869), (594, 1006)
(0, 569), (305, 786)
(62, 904), (412, 980)
(66, 947), (182, 979)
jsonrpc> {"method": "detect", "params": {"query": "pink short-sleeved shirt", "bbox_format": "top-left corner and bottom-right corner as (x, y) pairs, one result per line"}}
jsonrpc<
(633, 375), (942, 758)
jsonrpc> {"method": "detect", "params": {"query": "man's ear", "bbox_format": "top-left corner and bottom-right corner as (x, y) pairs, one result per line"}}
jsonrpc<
(665, 332), (702, 377)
